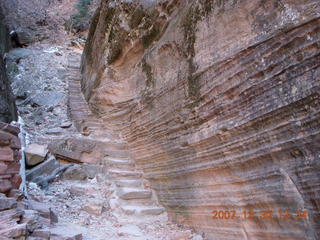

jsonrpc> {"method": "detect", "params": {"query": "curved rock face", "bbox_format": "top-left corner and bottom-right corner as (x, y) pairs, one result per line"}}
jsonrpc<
(81, 0), (320, 239)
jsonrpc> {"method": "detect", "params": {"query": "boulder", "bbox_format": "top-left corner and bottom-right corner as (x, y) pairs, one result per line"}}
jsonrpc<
(48, 138), (104, 164)
(82, 200), (104, 216)
(25, 144), (48, 167)
(7, 48), (33, 62)
(61, 165), (87, 181)
(26, 156), (59, 181)
(26, 155), (71, 189)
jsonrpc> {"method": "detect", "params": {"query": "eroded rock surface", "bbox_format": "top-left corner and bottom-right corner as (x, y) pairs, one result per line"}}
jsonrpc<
(81, 0), (320, 239)
(0, 6), (17, 123)
(0, 122), (21, 195)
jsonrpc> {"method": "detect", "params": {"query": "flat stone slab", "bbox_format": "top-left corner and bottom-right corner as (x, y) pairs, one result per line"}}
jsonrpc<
(117, 188), (151, 200)
(116, 180), (143, 188)
(109, 169), (142, 179)
(120, 206), (165, 216)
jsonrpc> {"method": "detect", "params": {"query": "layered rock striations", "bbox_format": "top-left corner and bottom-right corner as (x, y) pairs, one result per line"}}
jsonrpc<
(0, 122), (21, 194)
(81, 0), (320, 239)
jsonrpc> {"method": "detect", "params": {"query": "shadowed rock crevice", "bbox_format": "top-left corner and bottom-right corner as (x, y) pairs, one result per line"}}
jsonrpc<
(0, 6), (17, 123)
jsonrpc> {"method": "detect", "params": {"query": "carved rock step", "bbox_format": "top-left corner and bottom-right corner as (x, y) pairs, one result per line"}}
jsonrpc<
(66, 64), (80, 69)
(117, 198), (158, 206)
(116, 179), (143, 188)
(104, 149), (130, 159)
(103, 157), (135, 170)
(67, 75), (80, 80)
(120, 206), (165, 216)
(117, 188), (152, 200)
(109, 169), (142, 179)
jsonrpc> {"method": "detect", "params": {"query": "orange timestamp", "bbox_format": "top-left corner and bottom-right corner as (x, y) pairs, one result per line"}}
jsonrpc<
(212, 209), (310, 220)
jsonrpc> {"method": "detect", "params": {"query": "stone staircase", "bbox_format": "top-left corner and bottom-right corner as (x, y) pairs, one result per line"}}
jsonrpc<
(102, 149), (165, 217)
(66, 51), (165, 217)
(66, 52), (114, 140)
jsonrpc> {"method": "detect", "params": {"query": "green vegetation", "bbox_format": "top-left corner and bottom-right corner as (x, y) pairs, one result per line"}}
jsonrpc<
(141, 58), (154, 88)
(181, 5), (202, 99)
(181, 0), (224, 99)
(82, 7), (100, 66)
(66, 0), (92, 32)
(141, 26), (160, 49)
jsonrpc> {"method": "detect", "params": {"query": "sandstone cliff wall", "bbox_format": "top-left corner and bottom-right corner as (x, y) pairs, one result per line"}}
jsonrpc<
(81, 0), (320, 239)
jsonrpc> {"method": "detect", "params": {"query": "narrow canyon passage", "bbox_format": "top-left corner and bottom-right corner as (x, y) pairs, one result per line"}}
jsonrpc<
(0, 0), (319, 240)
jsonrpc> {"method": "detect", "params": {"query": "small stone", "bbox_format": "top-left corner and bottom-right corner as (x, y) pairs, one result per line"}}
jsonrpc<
(170, 232), (192, 240)
(60, 121), (72, 128)
(47, 106), (54, 112)
(82, 200), (103, 216)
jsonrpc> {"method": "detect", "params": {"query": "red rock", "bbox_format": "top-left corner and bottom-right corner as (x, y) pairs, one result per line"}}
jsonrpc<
(8, 189), (24, 200)
(0, 131), (12, 146)
(0, 224), (27, 238)
(11, 174), (22, 189)
(48, 138), (104, 164)
(13, 149), (21, 161)
(10, 136), (21, 149)
(80, 0), (320, 239)
(0, 123), (20, 135)
(0, 162), (8, 174)
(28, 200), (58, 225)
(21, 210), (41, 232)
(0, 174), (11, 179)
(0, 148), (14, 161)
(0, 179), (12, 193)
(5, 162), (20, 174)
